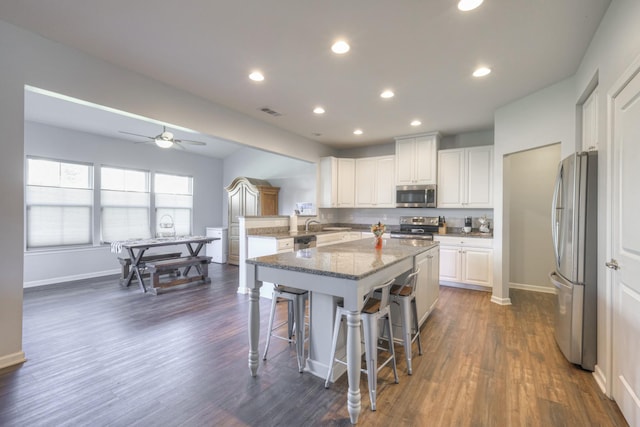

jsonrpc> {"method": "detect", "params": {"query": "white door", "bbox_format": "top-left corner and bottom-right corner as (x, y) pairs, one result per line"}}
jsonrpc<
(611, 61), (640, 426)
(466, 146), (493, 208)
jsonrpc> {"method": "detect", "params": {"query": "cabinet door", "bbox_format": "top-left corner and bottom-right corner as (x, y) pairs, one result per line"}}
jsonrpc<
(462, 248), (493, 287)
(317, 157), (338, 208)
(437, 149), (465, 207)
(243, 186), (259, 216)
(375, 156), (396, 207)
(427, 247), (440, 313)
(439, 245), (461, 282)
(355, 158), (376, 207)
(337, 158), (355, 207)
(415, 135), (437, 184)
(465, 146), (493, 208)
(395, 139), (415, 185)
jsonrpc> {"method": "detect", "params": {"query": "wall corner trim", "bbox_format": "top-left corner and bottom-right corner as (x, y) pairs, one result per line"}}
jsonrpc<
(490, 295), (512, 305)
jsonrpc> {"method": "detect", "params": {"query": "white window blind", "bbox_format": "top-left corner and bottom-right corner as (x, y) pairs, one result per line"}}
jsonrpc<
(100, 167), (150, 242)
(26, 158), (93, 249)
(155, 173), (193, 237)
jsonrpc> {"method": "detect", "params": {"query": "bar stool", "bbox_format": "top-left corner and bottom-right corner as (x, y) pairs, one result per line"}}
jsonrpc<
(390, 268), (422, 375)
(262, 285), (309, 373)
(325, 279), (399, 411)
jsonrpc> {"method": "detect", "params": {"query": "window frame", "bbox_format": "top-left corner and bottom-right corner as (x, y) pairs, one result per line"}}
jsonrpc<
(25, 156), (94, 251)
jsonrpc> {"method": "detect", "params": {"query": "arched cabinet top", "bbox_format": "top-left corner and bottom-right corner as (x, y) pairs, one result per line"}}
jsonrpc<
(225, 177), (274, 192)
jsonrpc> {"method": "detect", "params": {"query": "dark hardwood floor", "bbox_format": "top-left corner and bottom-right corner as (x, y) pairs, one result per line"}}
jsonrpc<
(0, 264), (628, 426)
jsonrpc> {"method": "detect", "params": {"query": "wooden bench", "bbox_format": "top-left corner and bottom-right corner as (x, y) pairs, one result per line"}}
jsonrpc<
(118, 252), (182, 285)
(145, 256), (212, 294)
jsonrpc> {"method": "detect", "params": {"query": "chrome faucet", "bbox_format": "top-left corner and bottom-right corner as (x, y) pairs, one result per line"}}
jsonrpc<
(305, 218), (321, 232)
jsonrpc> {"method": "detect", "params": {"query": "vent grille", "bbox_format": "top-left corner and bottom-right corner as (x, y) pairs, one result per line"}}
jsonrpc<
(259, 107), (282, 117)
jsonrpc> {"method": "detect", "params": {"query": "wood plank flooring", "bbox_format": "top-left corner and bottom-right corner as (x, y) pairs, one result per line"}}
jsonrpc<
(0, 264), (628, 426)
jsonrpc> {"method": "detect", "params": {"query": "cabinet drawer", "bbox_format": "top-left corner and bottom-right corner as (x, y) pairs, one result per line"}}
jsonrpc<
(277, 238), (294, 251)
(435, 235), (493, 248)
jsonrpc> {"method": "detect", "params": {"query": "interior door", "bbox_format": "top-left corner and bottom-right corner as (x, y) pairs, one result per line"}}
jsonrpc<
(611, 62), (640, 427)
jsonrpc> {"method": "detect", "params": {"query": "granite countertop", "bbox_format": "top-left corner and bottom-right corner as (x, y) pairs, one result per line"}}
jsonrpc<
(248, 227), (493, 240)
(246, 238), (438, 280)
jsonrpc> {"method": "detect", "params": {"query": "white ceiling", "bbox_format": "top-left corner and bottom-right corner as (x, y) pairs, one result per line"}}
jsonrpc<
(2, 0), (611, 156)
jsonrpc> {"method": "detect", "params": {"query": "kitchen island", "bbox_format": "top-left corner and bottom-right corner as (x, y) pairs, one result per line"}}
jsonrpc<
(245, 238), (439, 424)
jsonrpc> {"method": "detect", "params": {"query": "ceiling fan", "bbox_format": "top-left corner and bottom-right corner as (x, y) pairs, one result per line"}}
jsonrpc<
(119, 125), (206, 149)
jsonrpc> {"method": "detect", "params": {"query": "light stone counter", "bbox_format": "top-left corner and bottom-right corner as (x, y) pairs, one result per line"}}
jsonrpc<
(247, 237), (438, 279)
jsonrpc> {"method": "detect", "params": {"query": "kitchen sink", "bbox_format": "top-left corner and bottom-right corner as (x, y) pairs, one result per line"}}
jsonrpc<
(322, 227), (352, 231)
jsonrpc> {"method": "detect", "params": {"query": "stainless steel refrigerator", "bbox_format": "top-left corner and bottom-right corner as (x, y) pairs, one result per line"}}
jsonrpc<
(549, 151), (597, 371)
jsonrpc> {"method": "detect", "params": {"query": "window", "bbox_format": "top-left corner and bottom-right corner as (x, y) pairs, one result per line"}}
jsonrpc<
(100, 166), (150, 242)
(155, 173), (193, 237)
(26, 158), (93, 249)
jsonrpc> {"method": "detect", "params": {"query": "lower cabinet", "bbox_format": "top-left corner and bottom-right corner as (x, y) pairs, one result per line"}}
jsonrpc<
(435, 236), (493, 289)
(389, 244), (440, 339)
(247, 236), (294, 298)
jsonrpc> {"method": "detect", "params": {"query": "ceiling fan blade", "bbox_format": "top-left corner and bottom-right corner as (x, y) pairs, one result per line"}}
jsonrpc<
(119, 130), (154, 140)
(174, 138), (206, 146)
(173, 141), (187, 150)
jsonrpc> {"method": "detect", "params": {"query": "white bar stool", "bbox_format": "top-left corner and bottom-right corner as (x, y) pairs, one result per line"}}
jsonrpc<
(262, 285), (309, 373)
(324, 278), (399, 411)
(390, 268), (423, 375)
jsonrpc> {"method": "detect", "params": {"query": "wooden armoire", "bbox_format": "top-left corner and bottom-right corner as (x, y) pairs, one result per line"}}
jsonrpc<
(225, 177), (280, 265)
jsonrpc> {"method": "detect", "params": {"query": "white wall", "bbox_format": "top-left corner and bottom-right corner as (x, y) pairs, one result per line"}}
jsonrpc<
(508, 144), (560, 292)
(493, 76), (577, 306)
(23, 121), (223, 286)
(494, 0), (640, 398)
(0, 18), (330, 369)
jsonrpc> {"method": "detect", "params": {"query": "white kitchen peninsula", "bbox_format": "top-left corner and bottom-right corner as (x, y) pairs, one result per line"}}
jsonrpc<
(245, 238), (439, 424)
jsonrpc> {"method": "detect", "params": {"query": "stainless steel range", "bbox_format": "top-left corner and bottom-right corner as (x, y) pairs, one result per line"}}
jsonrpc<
(390, 216), (439, 240)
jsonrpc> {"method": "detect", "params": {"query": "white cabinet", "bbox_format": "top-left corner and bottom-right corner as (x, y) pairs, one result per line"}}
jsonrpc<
(247, 236), (294, 298)
(355, 155), (395, 207)
(435, 236), (493, 289)
(582, 87), (599, 151)
(389, 244), (440, 340)
(318, 157), (355, 208)
(395, 133), (440, 185)
(437, 145), (493, 208)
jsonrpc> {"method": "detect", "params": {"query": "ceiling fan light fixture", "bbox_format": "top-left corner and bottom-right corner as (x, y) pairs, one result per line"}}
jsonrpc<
(155, 138), (174, 148)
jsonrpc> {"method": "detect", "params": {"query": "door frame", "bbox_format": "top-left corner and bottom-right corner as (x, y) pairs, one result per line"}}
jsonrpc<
(603, 52), (640, 399)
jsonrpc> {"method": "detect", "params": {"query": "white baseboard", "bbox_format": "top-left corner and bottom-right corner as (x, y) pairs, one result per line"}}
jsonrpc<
(593, 364), (609, 396)
(24, 269), (120, 288)
(0, 351), (26, 370)
(490, 295), (512, 305)
(509, 281), (557, 294)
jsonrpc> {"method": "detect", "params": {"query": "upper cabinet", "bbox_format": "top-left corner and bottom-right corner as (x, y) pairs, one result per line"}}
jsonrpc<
(317, 157), (355, 208)
(395, 132), (440, 186)
(582, 87), (599, 152)
(437, 145), (493, 208)
(355, 155), (395, 208)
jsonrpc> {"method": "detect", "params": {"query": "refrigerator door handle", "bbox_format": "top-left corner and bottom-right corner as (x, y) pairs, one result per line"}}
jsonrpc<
(551, 163), (563, 266)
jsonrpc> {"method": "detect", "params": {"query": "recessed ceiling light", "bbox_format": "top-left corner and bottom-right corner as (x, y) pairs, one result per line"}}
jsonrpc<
(353, 129), (363, 135)
(331, 40), (350, 54)
(458, 0), (484, 12)
(313, 106), (325, 114)
(380, 90), (395, 99)
(249, 71), (264, 82)
(410, 120), (422, 127)
(473, 67), (491, 77)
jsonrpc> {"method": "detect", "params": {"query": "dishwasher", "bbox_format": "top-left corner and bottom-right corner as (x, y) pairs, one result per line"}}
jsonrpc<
(293, 235), (316, 250)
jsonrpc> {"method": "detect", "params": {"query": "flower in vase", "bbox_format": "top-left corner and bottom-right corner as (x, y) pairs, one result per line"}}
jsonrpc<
(370, 221), (386, 238)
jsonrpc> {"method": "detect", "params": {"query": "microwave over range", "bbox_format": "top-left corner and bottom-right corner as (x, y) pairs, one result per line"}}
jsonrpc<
(396, 184), (436, 208)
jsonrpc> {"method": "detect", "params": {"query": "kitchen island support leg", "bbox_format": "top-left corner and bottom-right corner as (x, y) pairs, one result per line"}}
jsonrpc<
(248, 287), (260, 376)
(346, 311), (362, 424)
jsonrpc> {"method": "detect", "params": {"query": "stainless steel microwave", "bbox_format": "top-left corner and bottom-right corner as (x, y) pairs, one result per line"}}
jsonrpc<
(396, 185), (437, 208)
